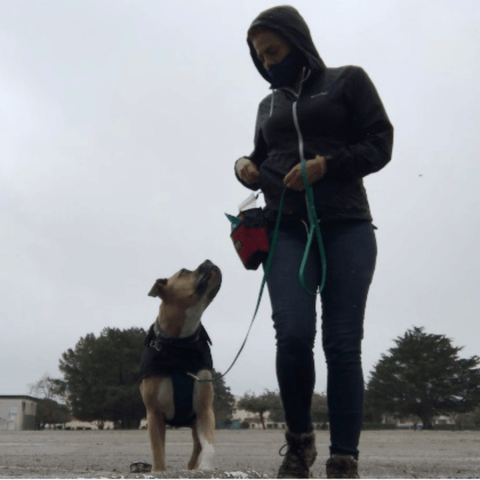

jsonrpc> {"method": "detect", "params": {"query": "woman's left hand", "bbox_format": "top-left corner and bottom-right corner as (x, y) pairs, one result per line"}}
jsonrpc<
(284, 155), (327, 191)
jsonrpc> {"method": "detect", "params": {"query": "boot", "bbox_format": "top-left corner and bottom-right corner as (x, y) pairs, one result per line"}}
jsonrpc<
(277, 430), (317, 479)
(326, 454), (359, 478)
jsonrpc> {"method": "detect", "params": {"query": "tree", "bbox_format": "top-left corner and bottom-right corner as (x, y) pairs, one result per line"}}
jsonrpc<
(35, 399), (71, 429)
(29, 374), (65, 403)
(311, 392), (328, 427)
(212, 370), (236, 428)
(29, 374), (71, 429)
(238, 390), (282, 429)
(366, 327), (480, 429)
(237, 390), (328, 429)
(268, 392), (286, 423)
(456, 407), (480, 428)
(57, 327), (147, 429)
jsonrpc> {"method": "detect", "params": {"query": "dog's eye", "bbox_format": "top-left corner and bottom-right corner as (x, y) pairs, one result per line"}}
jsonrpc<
(180, 269), (191, 276)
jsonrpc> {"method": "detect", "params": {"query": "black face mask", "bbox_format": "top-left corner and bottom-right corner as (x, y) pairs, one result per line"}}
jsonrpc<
(267, 49), (305, 88)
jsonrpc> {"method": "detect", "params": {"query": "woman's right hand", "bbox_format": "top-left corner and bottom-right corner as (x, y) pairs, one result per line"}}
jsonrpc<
(236, 157), (260, 185)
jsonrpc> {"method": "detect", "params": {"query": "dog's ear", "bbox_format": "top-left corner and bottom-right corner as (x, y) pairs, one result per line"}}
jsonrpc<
(148, 279), (168, 298)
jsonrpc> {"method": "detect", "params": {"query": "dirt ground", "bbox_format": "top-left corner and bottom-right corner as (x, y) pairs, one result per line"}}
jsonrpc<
(0, 428), (479, 479)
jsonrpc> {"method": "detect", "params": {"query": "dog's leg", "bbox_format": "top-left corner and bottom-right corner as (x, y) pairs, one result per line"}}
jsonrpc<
(141, 378), (171, 472)
(196, 406), (215, 470)
(188, 425), (202, 470)
(193, 371), (215, 470)
(147, 408), (167, 472)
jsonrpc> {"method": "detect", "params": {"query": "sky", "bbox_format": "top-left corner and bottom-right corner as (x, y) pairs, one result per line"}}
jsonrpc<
(1, 0), (480, 400)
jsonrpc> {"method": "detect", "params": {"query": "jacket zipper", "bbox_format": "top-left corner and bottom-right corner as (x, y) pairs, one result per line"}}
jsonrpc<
(290, 68), (315, 223)
(290, 70), (327, 295)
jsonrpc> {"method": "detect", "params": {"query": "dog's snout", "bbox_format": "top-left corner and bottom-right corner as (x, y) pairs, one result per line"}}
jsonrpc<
(199, 260), (221, 276)
(200, 259), (214, 270)
(194, 260), (222, 301)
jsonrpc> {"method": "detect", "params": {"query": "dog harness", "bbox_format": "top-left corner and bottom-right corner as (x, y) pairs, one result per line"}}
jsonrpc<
(138, 322), (213, 427)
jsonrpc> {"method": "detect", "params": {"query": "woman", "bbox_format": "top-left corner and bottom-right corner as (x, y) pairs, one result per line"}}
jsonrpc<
(234, 6), (393, 479)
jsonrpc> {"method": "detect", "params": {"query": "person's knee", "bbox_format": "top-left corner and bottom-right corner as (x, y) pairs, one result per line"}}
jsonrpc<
(322, 326), (363, 367)
(273, 308), (316, 351)
(278, 335), (315, 354)
(276, 324), (316, 355)
(325, 348), (361, 368)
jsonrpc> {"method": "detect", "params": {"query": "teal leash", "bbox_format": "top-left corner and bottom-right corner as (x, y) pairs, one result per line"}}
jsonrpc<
(298, 159), (327, 295)
(209, 189), (287, 383)
(211, 178), (325, 383)
(290, 80), (327, 296)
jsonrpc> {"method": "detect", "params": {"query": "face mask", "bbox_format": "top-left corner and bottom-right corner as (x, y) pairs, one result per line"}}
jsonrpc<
(267, 49), (305, 88)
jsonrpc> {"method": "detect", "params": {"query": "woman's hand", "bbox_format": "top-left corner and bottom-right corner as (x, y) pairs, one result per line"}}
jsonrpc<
(284, 155), (327, 191)
(236, 157), (260, 185)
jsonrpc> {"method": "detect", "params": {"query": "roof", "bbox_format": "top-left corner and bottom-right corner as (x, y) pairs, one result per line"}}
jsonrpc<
(0, 395), (39, 402)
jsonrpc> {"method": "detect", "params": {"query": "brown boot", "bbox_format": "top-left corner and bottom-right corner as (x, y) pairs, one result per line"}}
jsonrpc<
(277, 431), (317, 479)
(326, 454), (359, 478)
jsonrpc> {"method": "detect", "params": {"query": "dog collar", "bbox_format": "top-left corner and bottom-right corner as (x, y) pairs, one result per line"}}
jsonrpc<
(149, 321), (211, 352)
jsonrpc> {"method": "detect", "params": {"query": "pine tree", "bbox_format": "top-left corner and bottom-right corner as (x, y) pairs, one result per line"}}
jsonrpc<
(366, 327), (480, 429)
(57, 327), (147, 428)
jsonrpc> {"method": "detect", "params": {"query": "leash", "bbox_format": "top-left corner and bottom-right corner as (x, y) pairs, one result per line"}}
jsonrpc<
(190, 189), (287, 384)
(292, 86), (327, 296)
(196, 178), (325, 384)
(298, 159), (327, 295)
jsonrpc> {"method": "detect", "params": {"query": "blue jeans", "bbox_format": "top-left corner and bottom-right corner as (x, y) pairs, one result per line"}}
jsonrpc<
(264, 218), (377, 457)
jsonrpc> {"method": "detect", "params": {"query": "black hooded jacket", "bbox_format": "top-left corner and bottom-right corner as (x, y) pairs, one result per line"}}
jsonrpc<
(236, 6), (394, 222)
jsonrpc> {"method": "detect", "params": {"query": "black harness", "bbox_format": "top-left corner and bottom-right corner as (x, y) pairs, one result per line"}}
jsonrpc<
(138, 322), (213, 427)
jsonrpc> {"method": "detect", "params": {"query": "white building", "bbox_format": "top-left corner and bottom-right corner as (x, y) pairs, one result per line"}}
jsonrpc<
(0, 396), (38, 431)
(231, 396), (285, 429)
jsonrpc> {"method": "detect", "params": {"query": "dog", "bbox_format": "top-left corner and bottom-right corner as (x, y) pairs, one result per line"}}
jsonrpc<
(139, 260), (222, 472)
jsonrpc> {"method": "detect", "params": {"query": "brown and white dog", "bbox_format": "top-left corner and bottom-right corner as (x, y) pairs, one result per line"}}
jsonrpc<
(139, 260), (221, 472)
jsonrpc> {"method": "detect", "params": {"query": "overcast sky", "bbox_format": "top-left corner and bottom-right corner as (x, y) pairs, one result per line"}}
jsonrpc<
(1, 0), (480, 400)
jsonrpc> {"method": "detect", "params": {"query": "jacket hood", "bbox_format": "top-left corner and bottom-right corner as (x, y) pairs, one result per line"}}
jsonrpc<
(247, 5), (326, 86)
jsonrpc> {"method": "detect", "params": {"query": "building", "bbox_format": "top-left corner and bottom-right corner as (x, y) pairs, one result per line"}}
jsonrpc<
(0, 396), (39, 431)
(382, 414), (456, 429)
(231, 396), (285, 430)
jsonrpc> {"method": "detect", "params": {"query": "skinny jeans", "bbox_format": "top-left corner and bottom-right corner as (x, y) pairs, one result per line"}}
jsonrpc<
(264, 218), (377, 457)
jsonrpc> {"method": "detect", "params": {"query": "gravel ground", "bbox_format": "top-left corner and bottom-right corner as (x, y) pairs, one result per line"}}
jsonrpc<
(1, 428), (480, 478)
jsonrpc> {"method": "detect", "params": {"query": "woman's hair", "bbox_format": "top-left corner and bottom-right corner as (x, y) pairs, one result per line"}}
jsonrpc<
(247, 25), (292, 48)
(247, 25), (269, 41)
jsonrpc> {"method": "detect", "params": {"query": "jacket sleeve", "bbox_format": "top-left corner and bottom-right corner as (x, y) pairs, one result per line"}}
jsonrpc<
(234, 97), (270, 190)
(325, 67), (394, 182)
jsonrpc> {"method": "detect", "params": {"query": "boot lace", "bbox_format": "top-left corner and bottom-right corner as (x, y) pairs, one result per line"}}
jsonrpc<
(279, 442), (309, 472)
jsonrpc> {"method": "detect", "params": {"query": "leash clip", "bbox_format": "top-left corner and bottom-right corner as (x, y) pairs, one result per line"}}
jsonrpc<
(186, 372), (215, 383)
(149, 339), (162, 352)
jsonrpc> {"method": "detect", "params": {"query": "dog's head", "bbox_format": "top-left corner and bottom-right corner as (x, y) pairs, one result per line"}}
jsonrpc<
(148, 260), (222, 311)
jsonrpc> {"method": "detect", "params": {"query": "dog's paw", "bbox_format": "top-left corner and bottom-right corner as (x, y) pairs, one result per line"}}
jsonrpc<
(198, 444), (215, 470)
